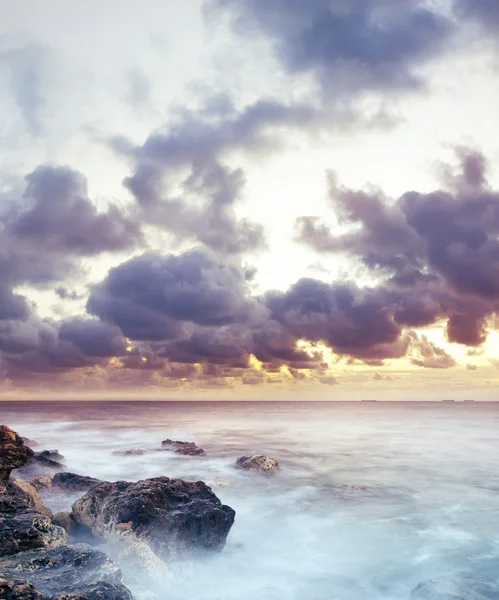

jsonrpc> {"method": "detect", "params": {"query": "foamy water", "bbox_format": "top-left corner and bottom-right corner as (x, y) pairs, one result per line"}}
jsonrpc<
(2, 401), (499, 600)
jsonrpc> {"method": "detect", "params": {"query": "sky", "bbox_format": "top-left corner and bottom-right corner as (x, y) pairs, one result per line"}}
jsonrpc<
(1, 0), (499, 400)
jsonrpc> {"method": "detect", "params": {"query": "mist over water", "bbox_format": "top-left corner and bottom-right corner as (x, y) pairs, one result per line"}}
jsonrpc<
(2, 401), (499, 600)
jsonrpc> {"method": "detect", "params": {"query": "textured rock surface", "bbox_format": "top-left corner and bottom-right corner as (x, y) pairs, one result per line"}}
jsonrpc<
(30, 476), (54, 492)
(412, 577), (499, 600)
(0, 426), (35, 480)
(161, 439), (206, 456)
(71, 476), (235, 560)
(235, 455), (280, 473)
(52, 473), (102, 492)
(0, 575), (49, 599)
(0, 544), (133, 600)
(112, 449), (145, 456)
(0, 480), (67, 557)
(15, 451), (66, 479)
(11, 479), (53, 517)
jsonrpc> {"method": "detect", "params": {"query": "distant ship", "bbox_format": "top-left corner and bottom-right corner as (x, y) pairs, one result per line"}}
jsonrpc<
(441, 399), (455, 403)
(463, 400), (475, 404)
(361, 400), (378, 403)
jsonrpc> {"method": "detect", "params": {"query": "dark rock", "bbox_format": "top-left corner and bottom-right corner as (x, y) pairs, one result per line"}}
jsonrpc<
(0, 544), (133, 600)
(53, 512), (75, 535)
(52, 473), (102, 493)
(161, 439), (206, 456)
(412, 577), (499, 600)
(30, 476), (53, 492)
(0, 575), (49, 599)
(71, 476), (235, 560)
(11, 479), (53, 517)
(0, 426), (35, 480)
(111, 449), (145, 456)
(0, 479), (67, 557)
(235, 455), (280, 473)
(15, 451), (66, 480)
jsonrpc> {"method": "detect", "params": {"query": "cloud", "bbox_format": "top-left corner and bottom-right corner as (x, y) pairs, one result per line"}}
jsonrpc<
(454, 0), (499, 31)
(409, 334), (457, 369)
(295, 150), (499, 347)
(211, 0), (452, 95)
(466, 364), (478, 371)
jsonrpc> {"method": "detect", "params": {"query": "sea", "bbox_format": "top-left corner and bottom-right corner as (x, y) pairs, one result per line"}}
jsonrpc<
(1, 400), (499, 600)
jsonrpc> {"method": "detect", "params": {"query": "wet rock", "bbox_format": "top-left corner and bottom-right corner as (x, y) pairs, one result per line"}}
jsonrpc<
(30, 476), (54, 492)
(235, 455), (280, 473)
(0, 479), (67, 557)
(11, 478), (53, 517)
(118, 541), (171, 584)
(111, 449), (145, 456)
(22, 437), (40, 448)
(412, 577), (498, 600)
(71, 476), (235, 560)
(0, 544), (133, 600)
(161, 439), (206, 456)
(0, 425), (35, 480)
(0, 575), (49, 599)
(53, 512), (76, 535)
(52, 473), (102, 493)
(15, 450), (66, 479)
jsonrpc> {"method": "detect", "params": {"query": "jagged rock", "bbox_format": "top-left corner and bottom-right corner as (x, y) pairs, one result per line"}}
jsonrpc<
(52, 473), (102, 493)
(22, 437), (40, 448)
(161, 439), (206, 456)
(112, 449), (145, 456)
(0, 479), (67, 557)
(0, 575), (49, 599)
(71, 476), (235, 560)
(0, 426), (35, 480)
(30, 476), (54, 492)
(15, 450), (66, 479)
(412, 577), (498, 600)
(0, 544), (133, 600)
(235, 455), (280, 473)
(11, 479), (53, 517)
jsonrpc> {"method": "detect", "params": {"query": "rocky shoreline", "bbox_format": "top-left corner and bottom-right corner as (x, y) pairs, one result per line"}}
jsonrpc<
(0, 424), (281, 600)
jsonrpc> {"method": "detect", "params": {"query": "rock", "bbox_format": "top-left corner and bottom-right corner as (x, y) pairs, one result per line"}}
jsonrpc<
(112, 449), (145, 456)
(22, 437), (40, 448)
(0, 544), (133, 600)
(11, 478), (53, 517)
(53, 512), (76, 535)
(71, 476), (235, 560)
(161, 439), (206, 456)
(118, 541), (171, 584)
(0, 425), (35, 480)
(0, 479), (67, 557)
(52, 473), (102, 493)
(30, 476), (54, 492)
(412, 577), (498, 600)
(235, 455), (280, 473)
(15, 450), (66, 479)
(0, 575), (49, 599)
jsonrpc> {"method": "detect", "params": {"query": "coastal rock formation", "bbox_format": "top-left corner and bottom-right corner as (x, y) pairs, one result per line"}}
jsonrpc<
(161, 439), (206, 456)
(0, 425), (35, 480)
(235, 455), (280, 473)
(412, 577), (498, 600)
(112, 449), (145, 456)
(52, 473), (102, 492)
(0, 544), (133, 600)
(22, 437), (40, 448)
(71, 476), (235, 560)
(0, 480), (67, 557)
(0, 576), (49, 599)
(30, 476), (54, 492)
(15, 450), (66, 479)
(11, 478), (53, 517)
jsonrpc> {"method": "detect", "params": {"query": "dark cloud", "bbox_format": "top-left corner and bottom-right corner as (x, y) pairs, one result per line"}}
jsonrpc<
(55, 287), (85, 301)
(408, 334), (457, 369)
(466, 364), (478, 371)
(113, 97), (315, 255)
(454, 0), (499, 31)
(211, 0), (452, 94)
(296, 151), (499, 348)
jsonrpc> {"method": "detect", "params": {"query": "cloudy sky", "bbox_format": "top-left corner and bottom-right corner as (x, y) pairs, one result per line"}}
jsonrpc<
(1, 0), (499, 400)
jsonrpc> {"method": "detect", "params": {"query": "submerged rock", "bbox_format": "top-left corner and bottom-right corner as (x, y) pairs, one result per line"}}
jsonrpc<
(235, 455), (280, 473)
(161, 439), (206, 456)
(0, 479), (67, 557)
(0, 425), (35, 480)
(52, 473), (102, 493)
(15, 450), (66, 479)
(22, 437), (40, 448)
(412, 577), (499, 600)
(71, 476), (235, 560)
(112, 449), (145, 456)
(0, 544), (133, 600)
(0, 575), (49, 599)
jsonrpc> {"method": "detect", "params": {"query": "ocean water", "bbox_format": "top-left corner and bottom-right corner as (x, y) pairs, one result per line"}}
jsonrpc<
(1, 400), (499, 600)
